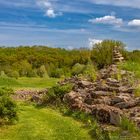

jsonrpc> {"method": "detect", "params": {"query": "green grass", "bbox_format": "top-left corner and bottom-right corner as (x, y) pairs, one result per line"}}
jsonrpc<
(0, 77), (60, 89)
(119, 61), (140, 78)
(0, 104), (92, 140)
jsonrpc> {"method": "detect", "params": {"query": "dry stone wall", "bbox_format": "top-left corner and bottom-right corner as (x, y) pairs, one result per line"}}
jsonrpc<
(62, 47), (140, 127)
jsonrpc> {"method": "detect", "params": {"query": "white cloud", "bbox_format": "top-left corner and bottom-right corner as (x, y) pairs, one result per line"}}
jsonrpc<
(89, 15), (123, 26)
(36, 0), (62, 18)
(89, 38), (102, 48)
(85, 0), (140, 9)
(46, 8), (56, 18)
(128, 19), (140, 27)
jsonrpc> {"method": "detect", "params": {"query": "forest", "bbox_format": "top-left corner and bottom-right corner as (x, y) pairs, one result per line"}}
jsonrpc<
(0, 40), (140, 79)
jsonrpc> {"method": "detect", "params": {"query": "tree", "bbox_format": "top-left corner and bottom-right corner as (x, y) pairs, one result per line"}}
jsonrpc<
(71, 63), (85, 75)
(51, 68), (64, 78)
(6, 70), (19, 79)
(91, 40), (125, 69)
(37, 65), (49, 78)
(18, 60), (32, 77)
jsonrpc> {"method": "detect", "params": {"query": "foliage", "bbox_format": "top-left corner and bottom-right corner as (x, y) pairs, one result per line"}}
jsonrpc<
(42, 84), (73, 105)
(119, 61), (140, 78)
(120, 117), (138, 134)
(0, 71), (7, 77)
(83, 63), (97, 81)
(0, 87), (18, 124)
(51, 68), (64, 78)
(6, 70), (19, 79)
(134, 86), (140, 97)
(71, 63), (85, 75)
(91, 40), (125, 69)
(37, 65), (48, 78)
(0, 46), (91, 78)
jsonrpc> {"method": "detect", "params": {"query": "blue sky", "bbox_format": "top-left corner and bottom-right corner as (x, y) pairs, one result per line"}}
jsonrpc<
(0, 0), (140, 50)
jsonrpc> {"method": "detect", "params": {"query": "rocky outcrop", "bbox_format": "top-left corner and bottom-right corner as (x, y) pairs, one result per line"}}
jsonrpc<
(62, 47), (140, 127)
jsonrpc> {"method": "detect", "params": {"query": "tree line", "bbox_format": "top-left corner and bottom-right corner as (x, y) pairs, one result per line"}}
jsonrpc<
(0, 40), (139, 79)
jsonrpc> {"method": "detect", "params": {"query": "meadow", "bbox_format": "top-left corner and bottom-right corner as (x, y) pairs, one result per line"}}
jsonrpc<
(0, 103), (92, 140)
(0, 77), (60, 89)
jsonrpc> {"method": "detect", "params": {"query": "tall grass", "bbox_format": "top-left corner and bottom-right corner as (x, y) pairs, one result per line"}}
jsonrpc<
(119, 61), (140, 78)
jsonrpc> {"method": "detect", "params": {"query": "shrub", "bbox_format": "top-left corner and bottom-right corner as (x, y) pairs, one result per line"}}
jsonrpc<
(83, 64), (97, 81)
(51, 68), (64, 78)
(6, 70), (19, 79)
(71, 63), (85, 76)
(119, 61), (140, 78)
(91, 40), (125, 69)
(37, 65), (49, 78)
(42, 84), (73, 105)
(120, 117), (138, 133)
(0, 87), (18, 124)
(134, 87), (140, 97)
(0, 71), (7, 78)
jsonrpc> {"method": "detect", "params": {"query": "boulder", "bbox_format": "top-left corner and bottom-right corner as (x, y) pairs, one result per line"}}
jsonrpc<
(92, 104), (123, 125)
(63, 91), (84, 110)
(114, 100), (137, 109)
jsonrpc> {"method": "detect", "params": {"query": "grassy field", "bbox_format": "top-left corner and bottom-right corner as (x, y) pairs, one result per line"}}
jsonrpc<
(0, 77), (60, 89)
(0, 103), (92, 140)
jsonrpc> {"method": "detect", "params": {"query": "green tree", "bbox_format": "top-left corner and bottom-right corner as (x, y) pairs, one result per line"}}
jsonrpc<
(51, 68), (64, 78)
(71, 63), (85, 76)
(91, 40), (125, 69)
(37, 65), (49, 78)
(6, 70), (19, 79)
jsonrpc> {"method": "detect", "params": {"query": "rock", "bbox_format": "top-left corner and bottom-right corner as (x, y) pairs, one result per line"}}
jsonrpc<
(111, 94), (131, 105)
(106, 78), (119, 84)
(31, 95), (41, 103)
(63, 91), (84, 110)
(114, 100), (137, 109)
(92, 104), (123, 125)
(128, 107), (140, 127)
(78, 80), (93, 88)
(93, 96), (111, 105)
(92, 91), (115, 97)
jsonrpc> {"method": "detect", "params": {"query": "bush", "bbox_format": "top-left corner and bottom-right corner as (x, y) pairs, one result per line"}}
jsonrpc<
(0, 87), (18, 124)
(6, 70), (19, 79)
(83, 64), (97, 81)
(51, 68), (64, 78)
(42, 84), (73, 105)
(0, 71), (7, 78)
(120, 117), (138, 133)
(71, 63), (85, 76)
(119, 61), (140, 78)
(37, 65), (49, 78)
(91, 40), (125, 69)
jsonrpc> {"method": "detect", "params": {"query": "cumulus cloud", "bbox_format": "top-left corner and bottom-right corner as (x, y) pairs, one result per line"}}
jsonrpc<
(46, 8), (56, 18)
(36, 0), (62, 18)
(89, 38), (102, 48)
(89, 15), (123, 26)
(128, 19), (140, 27)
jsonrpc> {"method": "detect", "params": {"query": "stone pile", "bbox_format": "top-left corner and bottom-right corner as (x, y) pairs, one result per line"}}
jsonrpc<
(62, 47), (140, 127)
(113, 46), (124, 63)
(13, 89), (48, 103)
